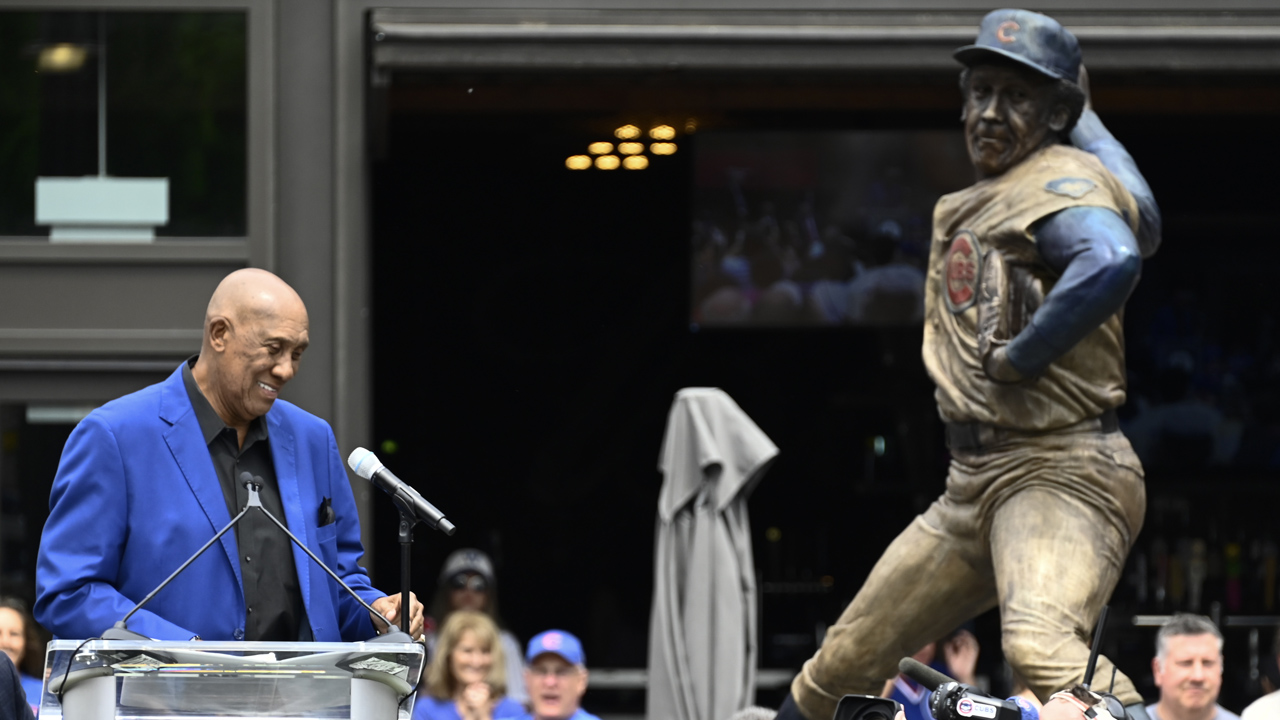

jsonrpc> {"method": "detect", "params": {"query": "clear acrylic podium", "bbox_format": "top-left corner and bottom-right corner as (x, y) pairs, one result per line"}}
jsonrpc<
(38, 640), (425, 720)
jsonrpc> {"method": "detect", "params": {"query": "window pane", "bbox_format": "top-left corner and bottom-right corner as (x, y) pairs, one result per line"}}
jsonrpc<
(0, 11), (247, 237)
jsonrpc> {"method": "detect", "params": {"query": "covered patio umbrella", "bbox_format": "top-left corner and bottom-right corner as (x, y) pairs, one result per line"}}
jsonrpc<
(647, 387), (779, 720)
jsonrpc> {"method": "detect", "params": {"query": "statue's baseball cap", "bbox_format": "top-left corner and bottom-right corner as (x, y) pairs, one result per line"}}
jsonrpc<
(526, 630), (586, 665)
(953, 9), (1081, 81)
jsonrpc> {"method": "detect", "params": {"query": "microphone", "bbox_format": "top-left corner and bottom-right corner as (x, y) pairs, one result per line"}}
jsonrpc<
(347, 448), (456, 535)
(898, 657), (1037, 720)
(899, 657), (953, 691)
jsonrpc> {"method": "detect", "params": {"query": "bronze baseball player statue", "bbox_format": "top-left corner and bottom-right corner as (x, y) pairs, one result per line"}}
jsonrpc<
(778, 10), (1160, 720)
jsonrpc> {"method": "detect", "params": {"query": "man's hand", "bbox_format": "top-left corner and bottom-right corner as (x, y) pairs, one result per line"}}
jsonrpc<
(370, 592), (425, 639)
(942, 630), (980, 686)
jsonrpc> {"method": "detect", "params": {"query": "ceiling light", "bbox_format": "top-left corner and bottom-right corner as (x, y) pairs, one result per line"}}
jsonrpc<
(615, 125), (641, 140)
(37, 44), (88, 73)
(651, 143), (677, 155)
(618, 142), (644, 155)
(649, 125), (676, 140)
(565, 155), (592, 170)
(588, 142), (614, 155)
(595, 155), (620, 170)
(623, 156), (649, 170)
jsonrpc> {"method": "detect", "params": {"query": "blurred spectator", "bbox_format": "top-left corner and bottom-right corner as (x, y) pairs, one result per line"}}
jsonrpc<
(415, 611), (524, 720)
(426, 550), (527, 706)
(1, 651), (35, 720)
(754, 281), (806, 325)
(882, 626), (979, 720)
(844, 220), (925, 326)
(1147, 614), (1239, 720)
(1241, 625), (1280, 719)
(0, 599), (42, 716)
(517, 630), (598, 720)
(1124, 352), (1223, 470)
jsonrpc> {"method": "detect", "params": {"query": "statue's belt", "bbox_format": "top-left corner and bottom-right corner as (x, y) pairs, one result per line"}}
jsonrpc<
(945, 408), (1119, 452)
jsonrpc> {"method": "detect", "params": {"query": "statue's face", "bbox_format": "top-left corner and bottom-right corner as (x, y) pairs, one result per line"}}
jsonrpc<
(962, 63), (1067, 178)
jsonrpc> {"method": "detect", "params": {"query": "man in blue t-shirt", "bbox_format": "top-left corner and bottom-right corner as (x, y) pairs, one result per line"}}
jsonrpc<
(888, 627), (980, 720)
(517, 630), (600, 720)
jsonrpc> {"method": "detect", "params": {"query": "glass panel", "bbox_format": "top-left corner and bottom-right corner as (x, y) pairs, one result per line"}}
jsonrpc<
(41, 640), (424, 720)
(691, 130), (970, 328)
(0, 11), (247, 237)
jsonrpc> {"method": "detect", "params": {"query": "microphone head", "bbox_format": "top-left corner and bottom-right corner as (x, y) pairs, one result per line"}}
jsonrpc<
(898, 656), (954, 691)
(238, 471), (255, 487)
(347, 447), (384, 480)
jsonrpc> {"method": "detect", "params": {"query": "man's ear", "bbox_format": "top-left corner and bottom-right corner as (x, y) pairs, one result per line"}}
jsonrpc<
(207, 317), (232, 352)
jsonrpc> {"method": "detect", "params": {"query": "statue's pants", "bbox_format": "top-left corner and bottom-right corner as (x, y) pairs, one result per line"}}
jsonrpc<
(791, 420), (1146, 720)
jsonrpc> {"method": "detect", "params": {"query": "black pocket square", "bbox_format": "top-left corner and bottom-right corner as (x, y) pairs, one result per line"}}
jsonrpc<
(318, 497), (336, 527)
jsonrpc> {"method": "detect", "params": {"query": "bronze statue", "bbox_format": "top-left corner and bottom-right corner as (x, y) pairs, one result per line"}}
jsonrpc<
(779, 10), (1161, 720)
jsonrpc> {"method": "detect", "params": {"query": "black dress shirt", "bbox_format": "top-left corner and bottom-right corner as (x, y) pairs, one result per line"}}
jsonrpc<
(182, 358), (305, 641)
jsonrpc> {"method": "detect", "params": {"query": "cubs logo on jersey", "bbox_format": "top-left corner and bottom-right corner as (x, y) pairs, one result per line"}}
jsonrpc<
(943, 230), (983, 314)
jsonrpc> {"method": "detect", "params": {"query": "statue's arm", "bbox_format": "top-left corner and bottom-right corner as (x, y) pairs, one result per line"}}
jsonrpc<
(996, 207), (1142, 379)
(1070, 100), (1162, 258)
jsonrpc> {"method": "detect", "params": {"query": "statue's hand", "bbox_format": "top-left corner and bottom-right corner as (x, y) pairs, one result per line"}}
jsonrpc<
(984, 345), (1026, 385)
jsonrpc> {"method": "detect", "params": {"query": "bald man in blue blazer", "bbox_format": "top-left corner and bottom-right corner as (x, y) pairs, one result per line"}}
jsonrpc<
(36, 269), (422, 642)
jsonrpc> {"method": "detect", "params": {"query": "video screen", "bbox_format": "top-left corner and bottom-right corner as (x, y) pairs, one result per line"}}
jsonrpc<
(691, 131), (972, 328)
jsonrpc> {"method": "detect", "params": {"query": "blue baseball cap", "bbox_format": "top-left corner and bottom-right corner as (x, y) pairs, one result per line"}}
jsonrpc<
(954, 9), (1081, 81)
(526, 630), (585, 665)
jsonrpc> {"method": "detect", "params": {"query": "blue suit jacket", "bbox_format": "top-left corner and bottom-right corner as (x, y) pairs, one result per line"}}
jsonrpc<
(35, 365), (383, 642)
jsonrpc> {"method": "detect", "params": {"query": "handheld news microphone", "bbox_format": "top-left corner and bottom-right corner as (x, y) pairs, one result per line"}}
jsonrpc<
(347, 448), (456, 535)
(899, 658), (1038, 720)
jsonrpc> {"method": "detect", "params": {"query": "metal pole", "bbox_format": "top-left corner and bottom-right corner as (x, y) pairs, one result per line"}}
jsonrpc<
(399, 514), (414, 635)
(98, 11), (106, 177)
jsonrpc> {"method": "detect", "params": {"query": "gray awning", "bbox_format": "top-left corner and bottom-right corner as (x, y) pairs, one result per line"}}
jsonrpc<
(370, 8), (1280, 74)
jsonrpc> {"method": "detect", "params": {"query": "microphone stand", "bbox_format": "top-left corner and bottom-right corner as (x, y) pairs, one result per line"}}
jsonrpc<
(107, 474), (396, 640)
(394, 502), (419, 636)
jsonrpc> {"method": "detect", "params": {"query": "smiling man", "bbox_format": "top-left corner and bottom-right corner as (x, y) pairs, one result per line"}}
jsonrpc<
(779, 10), (1160, 720)
(36, 268), (422, 643)
(518, 631), (599, 720)
(1148, 615), (1239, 720)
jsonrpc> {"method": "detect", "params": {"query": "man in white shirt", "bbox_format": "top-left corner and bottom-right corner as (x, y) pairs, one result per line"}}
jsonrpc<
(1146, 614), (1240, 720)
(1242, 625), (1280, 720)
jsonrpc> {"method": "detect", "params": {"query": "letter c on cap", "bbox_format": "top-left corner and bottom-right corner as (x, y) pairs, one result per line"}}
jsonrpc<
(997, 21), (1020, 43)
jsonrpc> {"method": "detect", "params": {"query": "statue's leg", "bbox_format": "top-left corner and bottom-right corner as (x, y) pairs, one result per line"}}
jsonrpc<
(790, 514), (997, 720)
(988, 431), (1146, 706)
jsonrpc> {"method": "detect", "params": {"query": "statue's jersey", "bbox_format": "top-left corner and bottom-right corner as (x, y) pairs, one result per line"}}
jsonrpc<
(923, 144), (1140, 430)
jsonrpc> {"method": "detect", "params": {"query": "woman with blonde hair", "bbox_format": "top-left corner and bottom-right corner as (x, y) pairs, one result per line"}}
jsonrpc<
(413, 610), (524, 720)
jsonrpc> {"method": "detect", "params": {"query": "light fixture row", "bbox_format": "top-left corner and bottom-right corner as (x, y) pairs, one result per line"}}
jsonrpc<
(566, 124), (682, 171)
(615, 124), (677, 141)
(566, 155), (651, 171)
(585, 141), (676, 156)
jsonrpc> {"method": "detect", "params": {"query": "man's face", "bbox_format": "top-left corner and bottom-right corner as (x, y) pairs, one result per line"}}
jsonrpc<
(1153, 633), (1223, 715)
(962, 63), (1065, 178)
(211, 300), (309, 428)
(525, 653), (587, 720)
